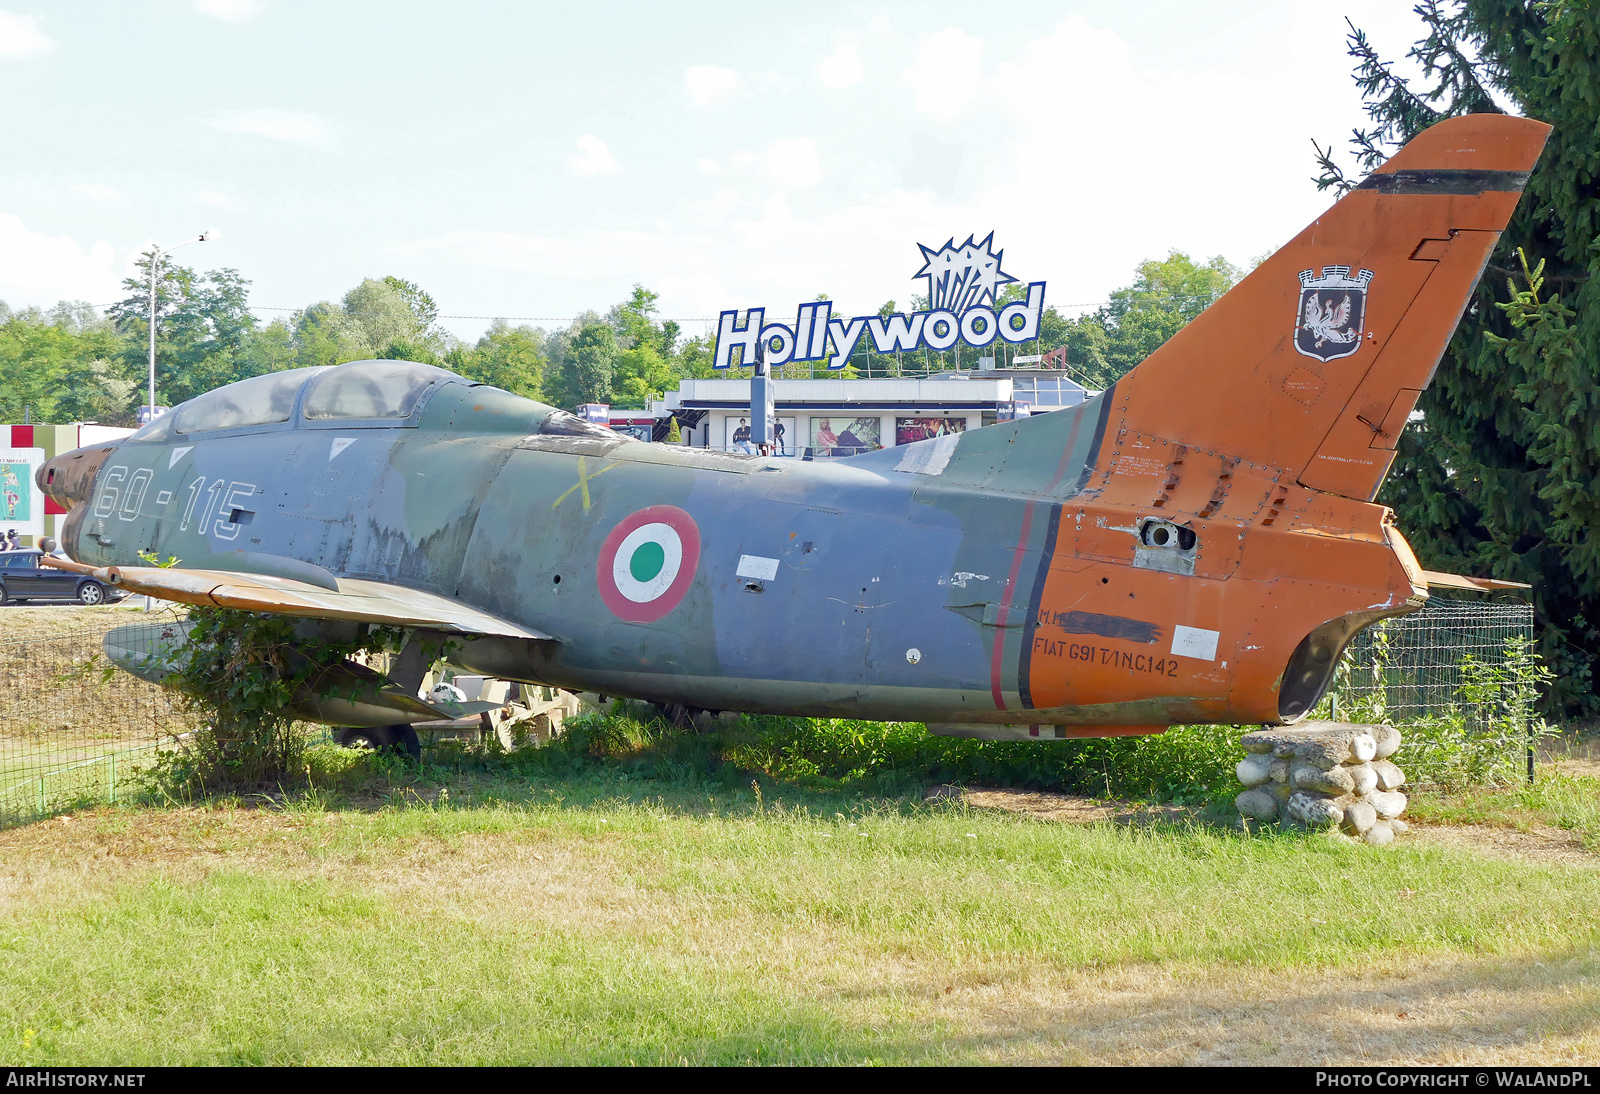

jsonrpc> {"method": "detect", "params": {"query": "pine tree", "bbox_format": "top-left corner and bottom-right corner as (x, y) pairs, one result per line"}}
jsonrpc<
(1316, 1), (1600, 711)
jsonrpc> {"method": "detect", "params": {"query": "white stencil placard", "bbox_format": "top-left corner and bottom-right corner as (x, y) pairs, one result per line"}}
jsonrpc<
(1171, 625), (1220, 661)
(736, 554), (780, 581)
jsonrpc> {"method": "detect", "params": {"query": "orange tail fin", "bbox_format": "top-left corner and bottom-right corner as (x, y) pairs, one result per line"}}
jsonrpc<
(1108, 114), (1550, 501)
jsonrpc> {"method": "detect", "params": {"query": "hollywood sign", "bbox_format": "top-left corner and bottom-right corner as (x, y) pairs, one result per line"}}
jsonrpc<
(714, 233), (1046, 371)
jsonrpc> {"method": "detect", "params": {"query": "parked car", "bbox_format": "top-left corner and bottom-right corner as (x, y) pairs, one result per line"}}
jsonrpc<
(0, 550), (124, 605)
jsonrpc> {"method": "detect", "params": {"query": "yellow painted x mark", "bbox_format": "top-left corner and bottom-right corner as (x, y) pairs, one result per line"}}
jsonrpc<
(551, 456), (619, 511)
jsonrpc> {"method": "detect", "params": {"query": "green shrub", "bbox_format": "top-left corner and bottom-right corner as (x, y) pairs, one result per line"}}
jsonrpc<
(1317, 632), (1558, 790)
(158, 609), (404, 794)
(524, 705), (1247, 806)
(521, 634), (1558, 802)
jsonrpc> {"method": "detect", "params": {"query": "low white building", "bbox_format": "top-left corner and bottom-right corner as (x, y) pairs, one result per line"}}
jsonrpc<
(647, 371), (1089, 456)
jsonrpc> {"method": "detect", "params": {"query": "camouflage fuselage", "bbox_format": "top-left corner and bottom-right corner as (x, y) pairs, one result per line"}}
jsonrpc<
(60, 377), (1419, 729)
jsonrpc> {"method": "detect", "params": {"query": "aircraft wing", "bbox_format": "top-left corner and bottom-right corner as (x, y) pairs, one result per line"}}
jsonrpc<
(40, 556), (552, 641)
(1421, 570), (1531, 592)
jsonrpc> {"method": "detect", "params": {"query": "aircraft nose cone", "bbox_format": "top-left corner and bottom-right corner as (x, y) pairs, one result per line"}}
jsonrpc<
(38, 442), (120, 509)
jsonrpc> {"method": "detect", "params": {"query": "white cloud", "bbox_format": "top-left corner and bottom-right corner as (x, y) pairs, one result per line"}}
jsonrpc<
(0, 214), (121, 305)
(759, 139), (823, 189)
(72, 183), (123, 203)
(817, 35), (863, 89)
(194, 0), (266, 22)
(0, 10), (53, 58)
(695, 158), (721, 176)
(684, 64), (741, 109)
(394, 182), (965, 324)
(203, 109), (333, 148)
(567, 134), (620, 177)
(199, 190), (240, 207)
(901, 28), (984, 119)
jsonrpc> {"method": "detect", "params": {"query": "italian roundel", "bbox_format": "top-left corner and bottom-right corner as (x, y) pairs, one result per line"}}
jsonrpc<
(596, 505), (701, 623)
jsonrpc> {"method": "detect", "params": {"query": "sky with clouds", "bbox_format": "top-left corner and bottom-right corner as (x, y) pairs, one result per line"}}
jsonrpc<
(0, 1), (1446, 343)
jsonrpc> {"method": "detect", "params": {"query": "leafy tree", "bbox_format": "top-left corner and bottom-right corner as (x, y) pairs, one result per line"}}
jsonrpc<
(1314, 1), (1600, 712)
(562, 322), (618, 405)
(292, 301), (371, 368)
(1100, 252), (1240, 372)
(382, 276), (440, 336)
(607, 284), (661, 350)
(0, 305), (133, 423)
(109, 258), (263, 405)
(674, 334), (720, 380)
(376, 338), (442, 365)
(446, 319), (546, 399)
(970, 255), (1237, 390)
(659, 319), (681, 359)
(53, 358), (137, 425)
(238, 318), (296, 377)
(1047, 313), (1113, 388)
(0, 318), (89, 422)
(342, 278), (434, 358)
(612, 343), (672, 407)
(162, 608), (404, 792)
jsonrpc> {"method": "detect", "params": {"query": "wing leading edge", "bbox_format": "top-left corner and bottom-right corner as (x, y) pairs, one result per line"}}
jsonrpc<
(39, 556), (553, 641)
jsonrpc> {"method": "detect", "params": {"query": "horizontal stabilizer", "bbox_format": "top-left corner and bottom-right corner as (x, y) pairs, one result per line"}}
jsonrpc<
(42, 556), (552, 641)
(1420, 569), (1531, 592)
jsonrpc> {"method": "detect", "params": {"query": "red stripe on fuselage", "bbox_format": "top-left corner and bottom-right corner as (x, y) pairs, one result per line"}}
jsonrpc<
(990, 500), (1037, 710)
(987, 408), (1090, 711)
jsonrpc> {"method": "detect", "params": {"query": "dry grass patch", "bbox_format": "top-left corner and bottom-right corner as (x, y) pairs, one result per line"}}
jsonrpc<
(915, 954), (1600, 1065)
(931, 785), (1198, 826)
(0, 604), (152, 639)
(949, 775), (1600, 864)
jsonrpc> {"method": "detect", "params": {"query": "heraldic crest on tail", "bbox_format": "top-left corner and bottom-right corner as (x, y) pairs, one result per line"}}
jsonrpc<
(1295, 265), (1374, 362)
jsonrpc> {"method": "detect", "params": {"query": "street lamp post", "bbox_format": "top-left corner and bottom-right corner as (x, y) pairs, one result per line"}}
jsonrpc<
(146, 231), (211, 423)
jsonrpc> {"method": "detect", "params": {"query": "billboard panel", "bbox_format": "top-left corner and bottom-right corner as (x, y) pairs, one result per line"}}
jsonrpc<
(0, 448), (45, 536)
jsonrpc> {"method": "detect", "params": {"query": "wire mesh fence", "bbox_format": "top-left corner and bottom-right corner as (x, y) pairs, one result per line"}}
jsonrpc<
(1324, 594), (1540, 786)
(1334, 596), (1535, 721)
(0, 607), (199, 827)
(0, 593), (1551, 825)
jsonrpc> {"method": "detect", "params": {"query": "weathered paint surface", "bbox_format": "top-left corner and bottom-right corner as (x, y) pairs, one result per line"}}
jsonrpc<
(40, 115), (1550, 731)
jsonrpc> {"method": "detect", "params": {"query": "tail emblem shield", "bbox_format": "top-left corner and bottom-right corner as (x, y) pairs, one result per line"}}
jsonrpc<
(1295, 265), (1374, 362)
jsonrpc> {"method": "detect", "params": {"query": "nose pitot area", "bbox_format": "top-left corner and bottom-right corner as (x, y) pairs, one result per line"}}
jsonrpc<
(38, 443), (120, 509)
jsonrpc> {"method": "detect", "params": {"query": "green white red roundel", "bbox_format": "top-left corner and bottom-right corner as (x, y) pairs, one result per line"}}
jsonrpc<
(596, 505), (701, 622)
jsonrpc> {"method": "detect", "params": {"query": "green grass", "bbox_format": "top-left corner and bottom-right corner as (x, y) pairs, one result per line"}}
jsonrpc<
(1405, 772), (1600, 850)
(2, 761), (1598, 1065)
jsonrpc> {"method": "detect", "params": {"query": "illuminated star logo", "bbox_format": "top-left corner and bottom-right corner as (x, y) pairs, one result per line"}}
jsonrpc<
(913, 232), (1016, 314)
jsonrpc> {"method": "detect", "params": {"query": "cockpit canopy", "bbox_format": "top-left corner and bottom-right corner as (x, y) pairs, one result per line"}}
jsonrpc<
(127, 359), (472, 441)
(173, 366), (326, 435)
(303, 360), (461, 421)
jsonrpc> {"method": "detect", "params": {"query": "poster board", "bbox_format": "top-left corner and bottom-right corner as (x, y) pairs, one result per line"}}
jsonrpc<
(725, 415), (798, 455)
(809, 416), (882, 457)
(895, 417), (966, 445)
(0, 448), (45, 537)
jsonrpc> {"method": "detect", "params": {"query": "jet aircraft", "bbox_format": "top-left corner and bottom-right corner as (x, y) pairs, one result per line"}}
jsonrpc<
(38, 115), (1548, 744)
